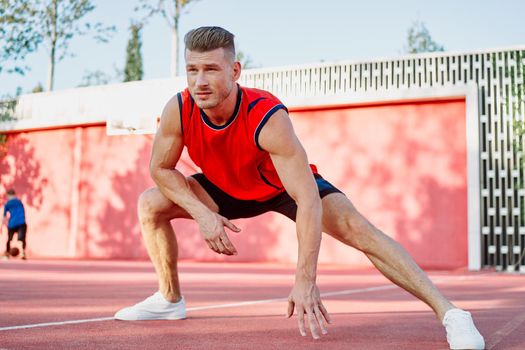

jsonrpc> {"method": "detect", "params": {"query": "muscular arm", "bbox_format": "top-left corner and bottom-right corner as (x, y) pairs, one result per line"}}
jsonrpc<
(149, 96), (210, 221)
(258, 110), (321, 282)
(258, 109), (330, 338)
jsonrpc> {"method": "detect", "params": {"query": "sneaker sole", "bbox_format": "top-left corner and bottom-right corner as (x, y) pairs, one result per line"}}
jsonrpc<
(449, 340), (485, 349)
(114, 315), (186, 321)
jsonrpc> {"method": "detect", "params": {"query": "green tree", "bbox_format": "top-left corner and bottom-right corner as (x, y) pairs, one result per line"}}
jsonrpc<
(77, 70), (110, 87)
(77, 65), (122, 87)
(32, 83), (44, 93)
(0, 0), (114, 91)
(236, 50), (256, 69)
(0, 98), (16, 122)
(136, 0), (199, 77)
(124, 23), (143, 82)
(404, 21), (444, 54)
(0, 89), (18, 153)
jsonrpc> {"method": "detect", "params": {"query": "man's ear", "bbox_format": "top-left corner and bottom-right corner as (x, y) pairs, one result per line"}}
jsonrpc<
(232, 61), (242, 81)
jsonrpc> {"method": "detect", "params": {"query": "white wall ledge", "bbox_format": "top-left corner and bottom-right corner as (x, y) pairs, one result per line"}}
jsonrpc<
(1, 45), (522, 134)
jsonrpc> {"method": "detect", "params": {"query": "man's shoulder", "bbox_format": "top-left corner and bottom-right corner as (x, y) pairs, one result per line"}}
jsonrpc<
(240, 86), (286, 119)
(173, 88), (188, 102)
(241, 86), (281, 103)
(175, 88), (195, 110)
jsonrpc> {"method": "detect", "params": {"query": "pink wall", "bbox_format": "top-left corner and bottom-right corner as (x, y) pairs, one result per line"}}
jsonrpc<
(0, 99), (467, 269)
(293, 100), (468, 269)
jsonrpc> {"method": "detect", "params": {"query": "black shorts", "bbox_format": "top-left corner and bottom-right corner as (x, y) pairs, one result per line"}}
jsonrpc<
(191, 173), (343, 221)
(8, 223), (27, 242)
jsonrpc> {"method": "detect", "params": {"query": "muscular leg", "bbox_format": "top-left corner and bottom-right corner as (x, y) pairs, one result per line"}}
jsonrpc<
(138, 177), (219, 302)
(321, 193), (454, 321)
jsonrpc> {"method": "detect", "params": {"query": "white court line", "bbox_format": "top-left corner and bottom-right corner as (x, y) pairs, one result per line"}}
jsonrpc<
(0, 317), (115, 332)
(186, 284), (398, 312)
(0, 285), (399, 331)
(0, 273), (494, 332)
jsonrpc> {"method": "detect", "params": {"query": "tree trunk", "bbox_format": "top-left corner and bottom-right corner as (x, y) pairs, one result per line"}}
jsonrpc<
(171, 27), (177, 77)
(47, 45), (56, 91)
(46, 0), (58, 91)
(170, 0), (180, 77)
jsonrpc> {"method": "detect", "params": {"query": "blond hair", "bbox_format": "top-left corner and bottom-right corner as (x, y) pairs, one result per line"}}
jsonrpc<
(184, 26), (235, 60)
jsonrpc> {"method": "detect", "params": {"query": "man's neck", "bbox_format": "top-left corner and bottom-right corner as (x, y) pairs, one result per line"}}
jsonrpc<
(203, 84), (239, 126)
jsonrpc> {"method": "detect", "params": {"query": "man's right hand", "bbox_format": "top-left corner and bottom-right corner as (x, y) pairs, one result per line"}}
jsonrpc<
(198, 212), (240, 255)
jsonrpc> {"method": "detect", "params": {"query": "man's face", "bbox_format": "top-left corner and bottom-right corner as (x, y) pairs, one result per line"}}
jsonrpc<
(185, 48), (240, 110)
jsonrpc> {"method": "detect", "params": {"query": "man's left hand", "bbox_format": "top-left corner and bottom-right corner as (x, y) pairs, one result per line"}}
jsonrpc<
(286, 280), (331, 339)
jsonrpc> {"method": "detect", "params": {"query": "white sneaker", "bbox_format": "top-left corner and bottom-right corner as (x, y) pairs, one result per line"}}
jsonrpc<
(114, 292), (186, 321)
(443, 309), (485, 349)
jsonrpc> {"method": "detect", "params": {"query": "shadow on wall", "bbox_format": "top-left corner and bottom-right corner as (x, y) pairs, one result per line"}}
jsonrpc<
(90, 130), (284, 262)
(294, 100), (468, 269)
(172, 211), (287, 262)
(83, 132), (154, 258)
(56, 99), (468, 266)
(0, 133), (47, 211)
(340, 102), (467, 269)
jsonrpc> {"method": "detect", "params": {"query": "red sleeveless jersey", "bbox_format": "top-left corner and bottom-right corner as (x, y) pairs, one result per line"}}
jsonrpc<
(178, 85), (317, 201)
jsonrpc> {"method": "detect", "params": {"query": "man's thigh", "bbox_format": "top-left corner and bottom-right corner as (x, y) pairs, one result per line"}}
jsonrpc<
(321, 192), (363, 244)
(272, 174), (344, 221)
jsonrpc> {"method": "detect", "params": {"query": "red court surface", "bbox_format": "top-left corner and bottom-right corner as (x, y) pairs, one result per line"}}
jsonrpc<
(1, 259), (524, 349)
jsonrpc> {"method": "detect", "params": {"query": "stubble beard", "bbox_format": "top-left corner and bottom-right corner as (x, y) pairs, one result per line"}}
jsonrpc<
(194, 86), (232, 110)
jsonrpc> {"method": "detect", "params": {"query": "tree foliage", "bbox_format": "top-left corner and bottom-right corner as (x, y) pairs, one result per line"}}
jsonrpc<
(0, 0), (40, 75)
(137, 0), (195, 28)
(404, 21), (444, 54)
(77, 65), (122, 87)
(31, 83), (44, 93)
(124, 23), (143, 82)
(0, 95), (17, 152)
(135, 0), (198, 76)
(0, 98), (16, 122)
(236, 50), (256, 69)
(0, 0), (114, 90)
(77, 70), (110, 87)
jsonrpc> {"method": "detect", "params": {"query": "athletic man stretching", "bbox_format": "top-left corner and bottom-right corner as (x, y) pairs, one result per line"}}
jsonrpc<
(115, 26), (485, 349)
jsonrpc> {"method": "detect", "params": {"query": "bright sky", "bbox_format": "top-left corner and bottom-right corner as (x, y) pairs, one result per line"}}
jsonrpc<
(1, 0), (524, 97)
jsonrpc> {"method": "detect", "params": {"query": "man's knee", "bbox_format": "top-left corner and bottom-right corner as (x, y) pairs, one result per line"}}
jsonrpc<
(138, 187), (190, 224)
(138, 188), (168, 223)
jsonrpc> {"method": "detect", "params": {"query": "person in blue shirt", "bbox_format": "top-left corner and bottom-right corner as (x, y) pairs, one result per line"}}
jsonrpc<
(2, 189), (27, 260)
